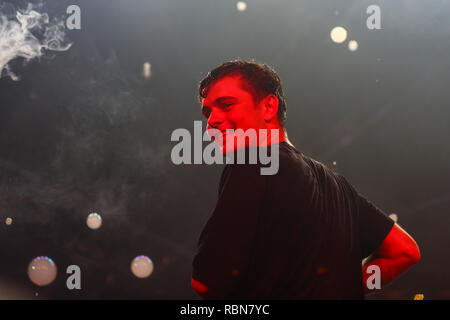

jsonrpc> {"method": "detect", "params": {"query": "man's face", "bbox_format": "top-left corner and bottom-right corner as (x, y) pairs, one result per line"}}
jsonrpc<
(201, 76), (266, 152)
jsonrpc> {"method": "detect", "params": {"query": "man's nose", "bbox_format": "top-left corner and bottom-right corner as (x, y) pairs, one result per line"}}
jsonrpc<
(207, 109), (224, 130)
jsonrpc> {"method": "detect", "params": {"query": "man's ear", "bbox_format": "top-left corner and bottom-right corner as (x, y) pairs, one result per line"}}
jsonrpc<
(263, 94), (279, 122)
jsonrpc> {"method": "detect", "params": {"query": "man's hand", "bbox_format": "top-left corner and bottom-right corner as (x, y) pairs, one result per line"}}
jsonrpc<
(362, 223), (420, 293)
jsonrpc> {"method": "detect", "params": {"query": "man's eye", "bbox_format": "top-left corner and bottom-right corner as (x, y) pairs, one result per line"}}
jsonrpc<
(221, 103), (233, 109)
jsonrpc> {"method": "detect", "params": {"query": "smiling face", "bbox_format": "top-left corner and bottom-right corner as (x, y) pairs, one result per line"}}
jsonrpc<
(201, 75), (267, 152)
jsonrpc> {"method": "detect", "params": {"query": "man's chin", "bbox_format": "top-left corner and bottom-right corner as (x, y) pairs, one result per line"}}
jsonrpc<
(211, 132), (251, 155)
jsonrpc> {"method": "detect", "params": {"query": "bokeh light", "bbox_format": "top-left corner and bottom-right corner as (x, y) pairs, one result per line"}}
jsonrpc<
(142, 62), (151, 79)
(236, 1), (247, 12)
(348, 40), (359, 51)
(86, 212), (102, 230)
(27, 256), (57, 286)
(330, 26), (347, 43)
(414, 293), (424, 300)
(131, 255), (154, 278)
(389, 213), (398, 222)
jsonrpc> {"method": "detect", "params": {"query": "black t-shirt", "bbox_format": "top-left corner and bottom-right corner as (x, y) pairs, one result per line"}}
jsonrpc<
(192, 142), (394, 299)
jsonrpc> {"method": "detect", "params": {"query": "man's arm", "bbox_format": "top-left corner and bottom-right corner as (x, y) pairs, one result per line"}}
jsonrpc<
(362, 223), (421, 293)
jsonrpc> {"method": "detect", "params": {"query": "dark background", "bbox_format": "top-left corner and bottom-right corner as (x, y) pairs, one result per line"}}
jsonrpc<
(0, 0), (448, 299)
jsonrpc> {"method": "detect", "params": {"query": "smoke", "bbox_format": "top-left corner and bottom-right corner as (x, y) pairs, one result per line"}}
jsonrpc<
(0, 3), (72, 80)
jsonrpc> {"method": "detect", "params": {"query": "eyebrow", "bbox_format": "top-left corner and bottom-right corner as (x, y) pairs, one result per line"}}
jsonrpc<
(202, 96), (238, 109)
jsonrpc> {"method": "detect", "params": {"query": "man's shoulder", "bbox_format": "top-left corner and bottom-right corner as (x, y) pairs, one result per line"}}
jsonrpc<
(277, 144), (316, 177)
(298, 153), (359, 200)
(295, 151), (339, 181)
(219, 143), (340, 183)
(277, 146), (352, 194)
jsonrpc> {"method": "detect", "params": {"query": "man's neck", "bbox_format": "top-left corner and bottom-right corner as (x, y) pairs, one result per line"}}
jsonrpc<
(261, 125), (293, 147)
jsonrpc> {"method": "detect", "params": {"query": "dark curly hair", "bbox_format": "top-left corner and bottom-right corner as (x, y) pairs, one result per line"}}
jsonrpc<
(198, 59), (287, 125)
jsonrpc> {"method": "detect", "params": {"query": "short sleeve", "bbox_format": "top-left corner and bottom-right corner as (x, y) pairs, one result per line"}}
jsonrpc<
(356, 191), (395, 258)
(192, 163), (266, 299)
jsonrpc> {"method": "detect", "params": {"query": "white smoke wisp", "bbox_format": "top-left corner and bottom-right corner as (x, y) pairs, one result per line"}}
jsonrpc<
(0, 3), (72, 80)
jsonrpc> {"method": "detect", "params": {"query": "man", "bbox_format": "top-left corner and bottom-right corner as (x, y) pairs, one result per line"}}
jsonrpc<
(191, 60), (420, 299)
